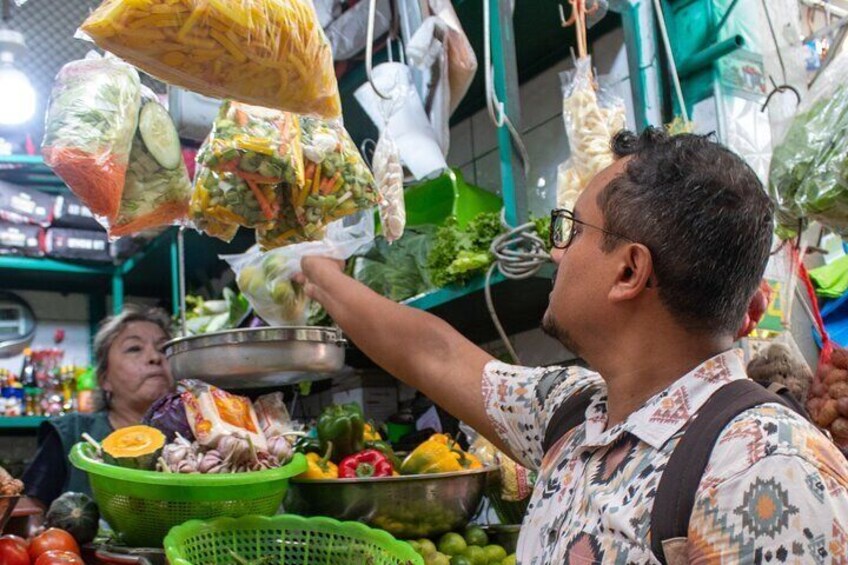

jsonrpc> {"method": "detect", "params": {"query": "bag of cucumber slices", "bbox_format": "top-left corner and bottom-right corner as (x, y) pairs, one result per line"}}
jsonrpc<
(111, 88), (192, 237)
(43, 52), (141, 223)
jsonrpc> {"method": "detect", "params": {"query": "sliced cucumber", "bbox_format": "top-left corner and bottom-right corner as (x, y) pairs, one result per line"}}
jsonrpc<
(138, 101), (181, 170)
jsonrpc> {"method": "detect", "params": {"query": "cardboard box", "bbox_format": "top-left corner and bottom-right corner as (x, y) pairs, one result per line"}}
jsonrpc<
(331, 372), (399, 422)
(0, 181), (55, 227)
(52, 194), (103, 231)
(45, 228), (111, 262)
(0, 222), (43, 256)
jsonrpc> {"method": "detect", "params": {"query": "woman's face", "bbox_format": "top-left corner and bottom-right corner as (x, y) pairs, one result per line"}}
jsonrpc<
(102, 321), (173, 410)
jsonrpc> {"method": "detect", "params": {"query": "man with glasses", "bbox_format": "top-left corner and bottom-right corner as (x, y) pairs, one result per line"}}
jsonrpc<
(297, 128), (848, 563)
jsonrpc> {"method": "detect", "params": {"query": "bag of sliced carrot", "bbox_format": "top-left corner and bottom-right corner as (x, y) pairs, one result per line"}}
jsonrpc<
(80, 0), (341, 119)
(42, 53), (141, 222)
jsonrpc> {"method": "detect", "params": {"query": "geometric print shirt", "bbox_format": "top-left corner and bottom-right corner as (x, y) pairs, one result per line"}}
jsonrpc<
(482, 349), (848, 564)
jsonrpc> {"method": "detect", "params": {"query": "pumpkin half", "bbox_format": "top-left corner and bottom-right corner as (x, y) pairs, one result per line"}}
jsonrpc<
(101, 425), (166, 470)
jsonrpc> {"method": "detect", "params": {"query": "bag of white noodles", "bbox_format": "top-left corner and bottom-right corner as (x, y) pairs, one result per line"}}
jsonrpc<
(556, 57), (625, 209)
(224, 212), (375, 325)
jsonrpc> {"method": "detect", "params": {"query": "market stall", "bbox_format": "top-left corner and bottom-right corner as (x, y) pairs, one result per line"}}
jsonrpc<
(1, 0), (847, 563)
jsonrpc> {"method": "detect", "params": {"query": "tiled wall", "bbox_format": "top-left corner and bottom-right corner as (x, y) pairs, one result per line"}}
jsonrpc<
(447, 27), (633, 219)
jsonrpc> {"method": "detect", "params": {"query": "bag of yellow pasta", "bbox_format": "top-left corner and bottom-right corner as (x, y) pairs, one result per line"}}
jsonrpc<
(80, 0), (341, 119)
(257, 117), (378, 249)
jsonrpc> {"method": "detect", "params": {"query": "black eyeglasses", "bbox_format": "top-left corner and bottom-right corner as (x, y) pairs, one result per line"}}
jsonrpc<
(549, 208), (636, 250)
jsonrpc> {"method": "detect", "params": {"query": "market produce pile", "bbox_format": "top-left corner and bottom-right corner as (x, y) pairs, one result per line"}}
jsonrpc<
(294, 403), (481, 480)
(408, 526), (516, 565)
(90, 382), (295, 474)
(807, 347), (848, 449)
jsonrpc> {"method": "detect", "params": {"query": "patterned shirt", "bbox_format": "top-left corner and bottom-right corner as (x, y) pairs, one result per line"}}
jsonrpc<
(482, 350), (848, 564)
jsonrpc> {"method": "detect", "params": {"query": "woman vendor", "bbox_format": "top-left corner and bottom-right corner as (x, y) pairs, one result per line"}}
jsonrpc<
(21, 306), (174, 509)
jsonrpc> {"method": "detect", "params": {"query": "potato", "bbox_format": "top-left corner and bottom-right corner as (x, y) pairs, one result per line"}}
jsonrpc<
(823, 368), (848, 386)
(830, 417), (848, 440)
(829, 381), (848, 399)
(830, 347), (848, 370)
(810, 381), (828, 399)
(815, 398), (839, 428)
(837, 397), (848, 417)
(807, 397), (824, 417)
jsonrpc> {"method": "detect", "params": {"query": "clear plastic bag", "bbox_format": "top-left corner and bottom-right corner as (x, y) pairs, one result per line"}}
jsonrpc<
(407, 16), (450, 155)
(769, 49), (848, 239)
(198, 100), (304, 190)
(256, 117), (378, 249)
(80, 0), (341, 119)
(372, 132), (406, 243)
(111, 88), (192, 237)
(42, 52), (141, 222)
(556, 57), (625, 208)
(226, 212), (374, 325)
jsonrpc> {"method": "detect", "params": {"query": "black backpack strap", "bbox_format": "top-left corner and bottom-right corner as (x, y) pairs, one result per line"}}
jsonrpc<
(650, 379), (793, 564)
(542, 387), (597, 454)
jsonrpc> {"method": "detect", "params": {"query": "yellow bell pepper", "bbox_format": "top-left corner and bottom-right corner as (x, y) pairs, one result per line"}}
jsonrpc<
(363, 423), (382, 442)
(399, 433), (481, 475)
(299, 443), (338, 479)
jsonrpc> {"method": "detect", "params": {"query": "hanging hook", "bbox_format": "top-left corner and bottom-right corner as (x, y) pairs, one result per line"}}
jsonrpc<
(366, 0), (391, 100)
(760, 75), (801, 112)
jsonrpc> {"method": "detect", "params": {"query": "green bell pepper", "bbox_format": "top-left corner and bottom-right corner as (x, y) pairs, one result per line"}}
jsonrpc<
(317, 403), (365, 462)
(294, 436), (322, 456)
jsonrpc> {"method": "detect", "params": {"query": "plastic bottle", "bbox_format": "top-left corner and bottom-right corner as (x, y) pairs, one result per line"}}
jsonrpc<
(76, 367), (98, 414)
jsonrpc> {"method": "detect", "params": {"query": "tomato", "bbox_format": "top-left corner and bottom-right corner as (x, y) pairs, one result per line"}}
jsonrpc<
(0, 537), (31, 565)
(28, 530), (79, 561)
(34, 551), (84, 565)
(0, 535), (29, 551)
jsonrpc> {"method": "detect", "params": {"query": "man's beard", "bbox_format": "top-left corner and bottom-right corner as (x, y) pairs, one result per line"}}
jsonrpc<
(541, 309), (581, 355)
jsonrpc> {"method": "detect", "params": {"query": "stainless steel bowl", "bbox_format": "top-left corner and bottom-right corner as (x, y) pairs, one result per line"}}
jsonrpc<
(285, 467), (497, 539)
(164, 327), (346, 388)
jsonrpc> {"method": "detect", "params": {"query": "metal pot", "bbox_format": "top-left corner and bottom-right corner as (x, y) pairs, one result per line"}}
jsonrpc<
(285, 467), (497, 539)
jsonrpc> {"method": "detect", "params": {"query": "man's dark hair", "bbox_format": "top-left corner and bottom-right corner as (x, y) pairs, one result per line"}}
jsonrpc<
(598, 127), (774, 335)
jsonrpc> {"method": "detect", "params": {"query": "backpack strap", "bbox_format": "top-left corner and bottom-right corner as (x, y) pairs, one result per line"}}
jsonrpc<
(649, 379), (795, 564)
(542, 387), (597, 454)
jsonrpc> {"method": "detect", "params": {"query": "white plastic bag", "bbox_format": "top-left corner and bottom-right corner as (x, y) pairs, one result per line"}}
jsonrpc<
(225, 213), (375, 325)
(372, 132), (406, 242)
(407, 16), (451, 155)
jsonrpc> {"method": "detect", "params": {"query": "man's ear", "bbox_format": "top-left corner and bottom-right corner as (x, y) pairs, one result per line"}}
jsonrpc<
(609, 243), (653, 303)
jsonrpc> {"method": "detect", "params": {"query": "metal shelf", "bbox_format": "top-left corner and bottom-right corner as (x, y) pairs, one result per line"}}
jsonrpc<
(0, 416), (48, 430)
(0, 155), (66, 190)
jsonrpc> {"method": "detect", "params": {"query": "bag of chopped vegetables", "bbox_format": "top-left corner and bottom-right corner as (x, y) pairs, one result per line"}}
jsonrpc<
(190, 161), (283, 242)
(226, 212), (374, 324)
(556, 57), (625, 209)
(769, 49), (848, 239)
(42, 52), (140, 222)
(256, 117), (378, 249)
(198, 100), (304, 190)
(111, 88), (192, 237)
(80, 0), (341, 119)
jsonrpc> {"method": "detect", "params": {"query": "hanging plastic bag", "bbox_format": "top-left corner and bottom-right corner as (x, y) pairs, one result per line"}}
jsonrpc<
(323, 0), (391, 61)
(190, 165), (279, 242)
(111, 88), (192, 237)
(226, 212), (375, 325)
(556, 57), (626, 209)
(427, 0), (477, 115)
(42, 53), (140, 222)
(769, 49), (848, 240)
(256, 117), (378, 249)
(198, 100), (304, 192)
(80, 0), (341, 119)
(372, 132), (406, 242)
(407, 16), (451, 155)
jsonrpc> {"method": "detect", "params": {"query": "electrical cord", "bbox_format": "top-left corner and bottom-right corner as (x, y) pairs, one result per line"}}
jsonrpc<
(484, 211), (552, 363)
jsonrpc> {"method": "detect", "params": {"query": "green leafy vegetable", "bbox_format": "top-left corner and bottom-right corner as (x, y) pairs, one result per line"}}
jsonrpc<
(182, 288), (250, 335)
(354, 226), (436, 301)
(427, 212), (505, 287)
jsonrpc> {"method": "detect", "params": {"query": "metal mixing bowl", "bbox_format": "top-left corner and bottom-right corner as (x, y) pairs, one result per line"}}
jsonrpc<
(164, 327), (346, 388)
(285, 467), (497, 539)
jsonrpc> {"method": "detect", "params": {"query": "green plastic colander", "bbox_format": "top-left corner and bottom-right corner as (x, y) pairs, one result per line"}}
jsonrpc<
(69, 443), (307, 548)
(164, 514), (423, 565)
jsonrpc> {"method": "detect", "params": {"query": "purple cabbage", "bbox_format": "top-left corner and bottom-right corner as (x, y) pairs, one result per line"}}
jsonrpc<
(142, 391), (194, 442)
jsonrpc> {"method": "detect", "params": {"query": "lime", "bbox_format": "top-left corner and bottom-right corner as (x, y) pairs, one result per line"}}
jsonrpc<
(502, 554), (517, 565)
(418, 539), (437, 557)
(427, 552), (451, 565)
(407, 540), (422, 554)
(450, 556), (473, 565)
(483, 545), (508, 562)
(462, 545), (487, 565)
(463, 526), (489, 548)
(438, 532), (468, 556)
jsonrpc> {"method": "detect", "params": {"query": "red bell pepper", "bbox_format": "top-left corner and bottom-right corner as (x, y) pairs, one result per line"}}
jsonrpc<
(338, 449), (393, 478)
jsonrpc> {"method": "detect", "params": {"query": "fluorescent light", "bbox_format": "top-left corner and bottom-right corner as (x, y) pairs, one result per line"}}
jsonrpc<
(0, 28), (35, 126)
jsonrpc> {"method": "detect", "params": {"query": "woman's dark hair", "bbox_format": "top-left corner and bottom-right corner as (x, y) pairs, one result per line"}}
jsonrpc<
(598, 127), (774, 335)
